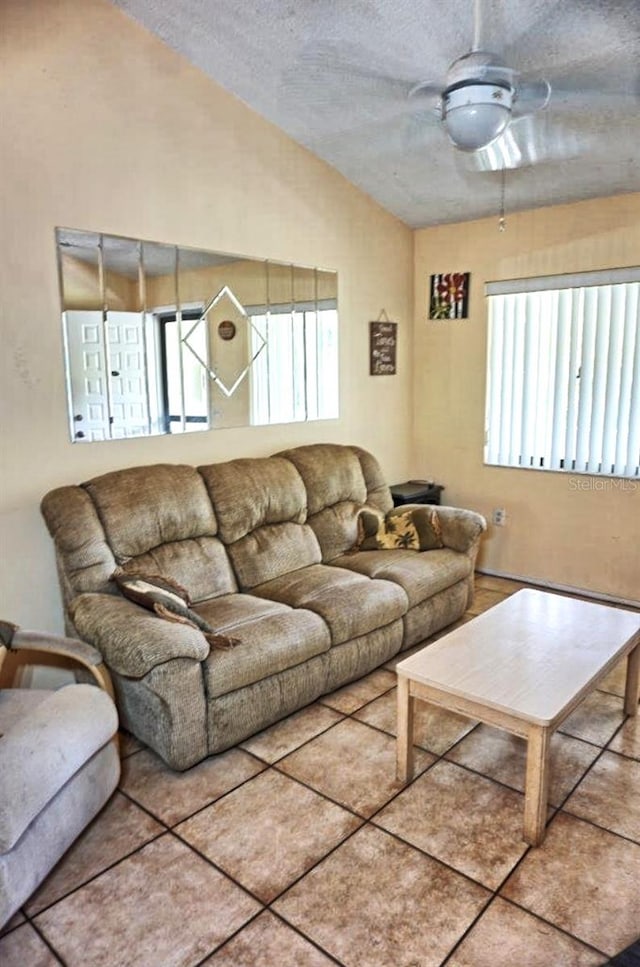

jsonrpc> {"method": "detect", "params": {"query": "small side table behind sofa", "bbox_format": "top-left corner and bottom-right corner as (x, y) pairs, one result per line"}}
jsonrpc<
(390, 481), (444, 507)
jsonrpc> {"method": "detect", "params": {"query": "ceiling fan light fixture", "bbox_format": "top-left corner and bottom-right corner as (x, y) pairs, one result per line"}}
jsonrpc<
(443, 82), (513, 151)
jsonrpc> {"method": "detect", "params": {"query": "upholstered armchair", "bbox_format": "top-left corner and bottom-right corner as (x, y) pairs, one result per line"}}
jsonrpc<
(0, 622), (120, 928)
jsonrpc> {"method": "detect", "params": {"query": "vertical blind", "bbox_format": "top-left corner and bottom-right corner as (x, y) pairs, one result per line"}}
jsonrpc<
(485, 269), (640, 477)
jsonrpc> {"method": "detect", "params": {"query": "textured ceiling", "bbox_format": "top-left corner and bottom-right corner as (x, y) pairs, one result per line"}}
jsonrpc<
(111, 0), (640, 228)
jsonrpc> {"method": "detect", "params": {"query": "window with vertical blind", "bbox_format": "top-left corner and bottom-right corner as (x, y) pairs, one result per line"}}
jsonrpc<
(484, 268), (640, 478)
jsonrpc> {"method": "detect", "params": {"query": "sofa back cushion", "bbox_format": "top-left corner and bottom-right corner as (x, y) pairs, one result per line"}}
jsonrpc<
(277, 444), (393, 561)
(41, 486), (118, 600)
(199, 456), (321, 589)
(84, 465), (215, 558)
(42, 465), (237, 604)
(115, 537), (237, 603)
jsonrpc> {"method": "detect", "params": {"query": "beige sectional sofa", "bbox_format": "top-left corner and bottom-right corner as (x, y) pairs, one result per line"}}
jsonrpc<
(41, 443), (486, 770)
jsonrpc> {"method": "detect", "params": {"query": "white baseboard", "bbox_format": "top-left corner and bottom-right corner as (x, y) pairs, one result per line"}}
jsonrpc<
(476, 568), (640, 610)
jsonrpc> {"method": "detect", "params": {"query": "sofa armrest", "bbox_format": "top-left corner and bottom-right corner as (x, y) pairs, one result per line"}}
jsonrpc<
(0, 684), (118, 851)
(434, 506), (487, 553)
(70, 593), (211, 678)
(387, 504), (486, 554)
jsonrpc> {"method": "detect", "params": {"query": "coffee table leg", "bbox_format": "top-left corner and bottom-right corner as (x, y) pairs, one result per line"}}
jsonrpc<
(624, 640), (640, 716)
(396, 675), (415, 782)
(524, 725), (551, 846)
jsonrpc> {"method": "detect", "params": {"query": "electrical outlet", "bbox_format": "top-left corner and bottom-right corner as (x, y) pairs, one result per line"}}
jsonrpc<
(492, 508), (507, 526)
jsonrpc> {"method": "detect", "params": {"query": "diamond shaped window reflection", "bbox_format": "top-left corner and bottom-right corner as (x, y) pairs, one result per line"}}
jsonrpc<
(182, 285), (266, 398)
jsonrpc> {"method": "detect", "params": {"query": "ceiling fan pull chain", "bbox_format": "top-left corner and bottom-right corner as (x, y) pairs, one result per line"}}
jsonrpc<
(499, 166), (506, 232)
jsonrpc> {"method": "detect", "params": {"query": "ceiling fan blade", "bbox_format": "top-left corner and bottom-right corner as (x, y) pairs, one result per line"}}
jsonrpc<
(408, 80), (443, 101)
(459, 113), (584, 173)
(512, 78), (551, 117)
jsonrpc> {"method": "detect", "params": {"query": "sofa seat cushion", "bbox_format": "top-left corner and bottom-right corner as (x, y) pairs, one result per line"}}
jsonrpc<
(198, 594), (331, 697)
(251, 564), (408, 646)
(333, 548), (472, 608)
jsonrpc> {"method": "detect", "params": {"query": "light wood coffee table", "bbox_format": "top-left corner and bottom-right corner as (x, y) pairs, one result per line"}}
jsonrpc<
(396, 589), (640, 846)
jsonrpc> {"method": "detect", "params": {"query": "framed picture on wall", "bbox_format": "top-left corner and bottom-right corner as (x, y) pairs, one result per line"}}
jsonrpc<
(429, 272), (470, 319)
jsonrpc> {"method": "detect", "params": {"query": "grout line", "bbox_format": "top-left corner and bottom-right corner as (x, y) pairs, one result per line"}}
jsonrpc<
(270, 761), (373, 822)
(167, 826), (269, 907)
(438, 892), (498, 966)
(494, 896), (612, 961)
(365, 820), (496, 896)
(268, 908), (347, 966)
(11, 911), (68, 966)
(440, 891), (611, 967)
(239, 706), (349, 767)
(23, 821), (168, 922)
(117, 755), (271, 830)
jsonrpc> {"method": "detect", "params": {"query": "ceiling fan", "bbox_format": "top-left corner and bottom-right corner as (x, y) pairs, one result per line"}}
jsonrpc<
(407, 0), (553, 168)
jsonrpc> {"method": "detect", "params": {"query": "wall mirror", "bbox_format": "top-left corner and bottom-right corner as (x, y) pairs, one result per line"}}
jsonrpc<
(55, 228), (339, 442)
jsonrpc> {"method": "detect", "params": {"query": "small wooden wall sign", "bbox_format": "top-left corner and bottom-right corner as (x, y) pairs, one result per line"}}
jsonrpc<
(369, 320), (397, 375)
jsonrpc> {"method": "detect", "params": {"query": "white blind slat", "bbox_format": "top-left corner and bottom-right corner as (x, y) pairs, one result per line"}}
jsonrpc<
(550, 290), (571, 470)
(624, 289), (640, 477)
(575, 288), (598, 471)
(601, 286), (626, 473)
(588, 286), (612, 472)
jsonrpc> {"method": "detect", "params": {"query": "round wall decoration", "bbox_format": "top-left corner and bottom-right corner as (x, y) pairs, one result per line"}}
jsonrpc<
(218, 320), (236, 341)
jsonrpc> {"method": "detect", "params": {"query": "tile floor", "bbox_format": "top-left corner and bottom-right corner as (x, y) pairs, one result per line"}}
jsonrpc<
(2, 576), (639, 966)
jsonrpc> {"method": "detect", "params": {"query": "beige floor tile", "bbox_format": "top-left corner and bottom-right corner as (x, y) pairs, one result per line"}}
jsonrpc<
(354, 687), (477, 755)
(465, 587), (509, 615)
(598, 657), (630, 698)
(559, 690), (625, 746)
(447, 897), (606, 967)
(501, 812), (640, 956)
(120, 745), (265, 825)
(319, 668), (396, 713)
(278, 717), (434, 817)
(446, 724), (601, 806)
(474, 574), (527, 594)
(204, 910), (335, 965)
(609, 714), (640, 759)
(274, 824), (489, 967)
(240, 702), (344, 763)
(35, 834), (260, 967)
(563, 750), (640, 841)
(25, 792), (163, 915)
(375, 760), (529, 889)
(0, 922), (62, 966)
(177, 769), (361, 903)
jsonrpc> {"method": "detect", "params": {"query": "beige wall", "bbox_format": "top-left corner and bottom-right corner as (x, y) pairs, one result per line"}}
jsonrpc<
(0, 0), (413, 631)
(1, 1), (636, 634)
(413, 194), (640, 602)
